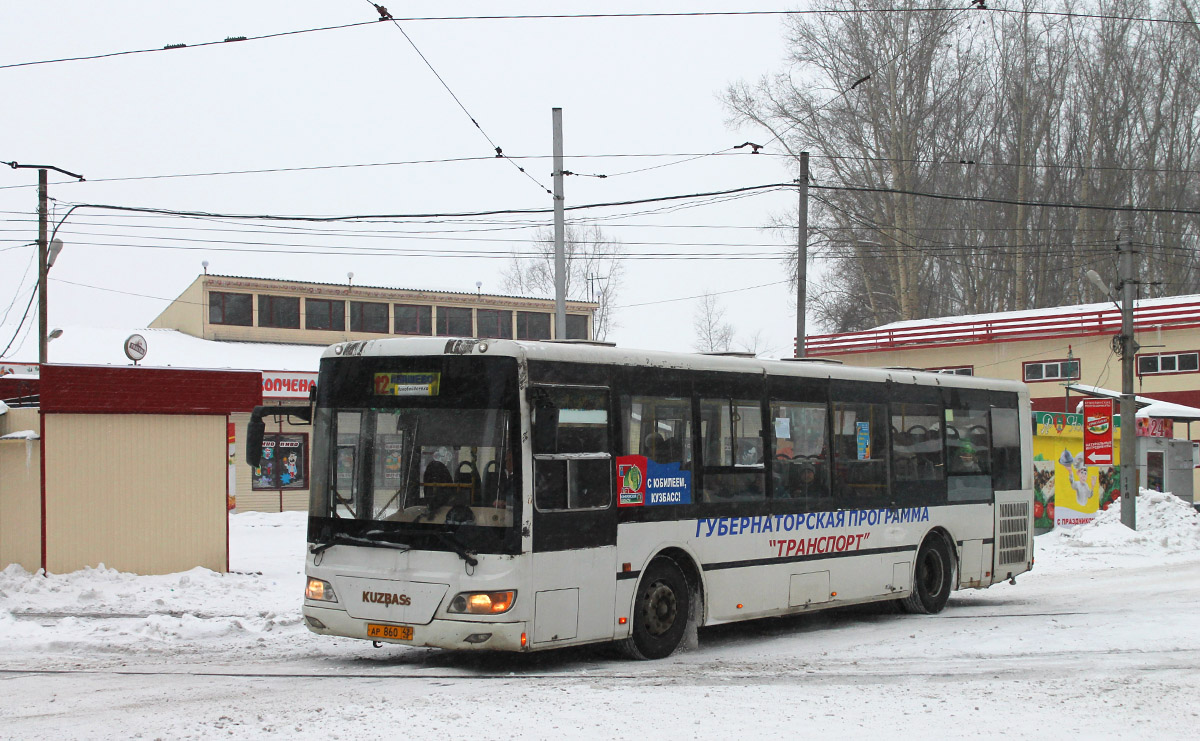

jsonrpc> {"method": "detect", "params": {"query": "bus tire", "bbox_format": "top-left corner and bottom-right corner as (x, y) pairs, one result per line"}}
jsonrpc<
(900, 535), (954, 615)
(620, 557), (691, 660)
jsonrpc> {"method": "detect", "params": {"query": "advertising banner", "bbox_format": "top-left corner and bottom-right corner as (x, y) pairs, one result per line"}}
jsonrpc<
(1033, 412), (1122, 531)
(616, 455), (692, 507)
(1082, 398), (1114, 466)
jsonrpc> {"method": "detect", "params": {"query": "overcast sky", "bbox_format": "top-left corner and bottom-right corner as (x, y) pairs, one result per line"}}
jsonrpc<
(0, 2), (810, 359)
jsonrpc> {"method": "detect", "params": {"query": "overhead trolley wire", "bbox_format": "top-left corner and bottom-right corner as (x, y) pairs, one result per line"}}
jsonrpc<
(48, 181), (1200, 229)
(0, 18), (383, 71)
(2, 6), (1191, 75)
(365, 1), (552, 198)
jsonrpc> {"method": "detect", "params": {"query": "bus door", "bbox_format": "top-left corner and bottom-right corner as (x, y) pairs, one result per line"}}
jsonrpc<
(989, 393), (1031, 583)
(528, 384), (617, 646)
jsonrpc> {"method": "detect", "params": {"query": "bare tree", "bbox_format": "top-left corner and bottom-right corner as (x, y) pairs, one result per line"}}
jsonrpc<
(726, 0), (1200, 331)
(692, 291), (735, 353)
(501, 224), (624, 340)
(736, 329), (781, 357)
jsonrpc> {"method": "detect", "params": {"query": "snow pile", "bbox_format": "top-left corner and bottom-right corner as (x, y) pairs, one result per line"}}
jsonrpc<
(1038, 488), (1200, 559)
(0, 511), (309, 657)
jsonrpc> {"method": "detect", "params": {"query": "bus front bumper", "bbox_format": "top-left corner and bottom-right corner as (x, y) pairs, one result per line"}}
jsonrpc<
(303, 604), (529, 652)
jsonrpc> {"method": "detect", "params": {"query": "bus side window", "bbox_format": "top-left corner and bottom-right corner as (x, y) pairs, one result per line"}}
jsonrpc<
(890, 403), (944, 482)
(769, 401), (830, 508)
(622, 395), (694, 502)
(699, 398), (765, 502)
(532, 386), (612, 511)
(831, 401), (889, 507)
(945, 400), (993, 502)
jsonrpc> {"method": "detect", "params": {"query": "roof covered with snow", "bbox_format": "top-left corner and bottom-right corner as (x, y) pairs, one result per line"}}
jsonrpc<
(0, 324), (325, 374)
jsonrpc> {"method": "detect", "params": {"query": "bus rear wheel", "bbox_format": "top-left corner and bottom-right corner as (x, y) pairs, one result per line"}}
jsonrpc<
(900, 535), (954, 615)
(621, 558), (690, 660)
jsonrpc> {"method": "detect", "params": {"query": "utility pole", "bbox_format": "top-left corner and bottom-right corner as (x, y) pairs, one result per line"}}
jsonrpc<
(1119, 233), (1138, 530)
(552, 108), (566, 339)
(38, 169), (48, 366)
(795, 152), (809, 358)
(4, 162), (83, 366)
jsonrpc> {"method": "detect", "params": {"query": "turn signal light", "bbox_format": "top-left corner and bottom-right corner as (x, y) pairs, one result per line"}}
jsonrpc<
(448, 590), (516, 615)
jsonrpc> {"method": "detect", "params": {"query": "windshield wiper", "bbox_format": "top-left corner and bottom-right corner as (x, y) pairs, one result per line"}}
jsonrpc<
(316, 526), (478, 566)
(434, 531), (479, 567)
(309, 531), (412, 555)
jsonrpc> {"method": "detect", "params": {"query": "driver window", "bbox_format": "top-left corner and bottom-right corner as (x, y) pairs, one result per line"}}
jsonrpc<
(531, 386), (612, 511)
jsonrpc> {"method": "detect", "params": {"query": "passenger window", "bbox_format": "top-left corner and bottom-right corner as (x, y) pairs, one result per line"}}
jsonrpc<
(831, 401), (889, 505)
(531, 387), (612, 511)
(890, 403), (944, 482)
(945, 403), (992, 502)
(619, 395), (694, 507)
(699, 398), (765, 501)
(770, 401), (830, 506)
(622, 396), (693, 466)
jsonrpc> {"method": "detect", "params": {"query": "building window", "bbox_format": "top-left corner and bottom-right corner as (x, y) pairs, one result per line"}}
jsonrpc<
(928, 366), (973, 376)
(477, 309), (512, 339)
(253, 433), (308, 490)
(208, 291), (252, 326)
(566, 314), (589, 340)
(394, 304), (432, 335)
(258, 294), (300, 329)
(437, 306), (472, 336)
(1023, 359), (1080, 382)
(1138, 351), (1200, 376)
(350, 301), (389, 333)
(517, 311), (551, 340)
(305, 299), (345, 331)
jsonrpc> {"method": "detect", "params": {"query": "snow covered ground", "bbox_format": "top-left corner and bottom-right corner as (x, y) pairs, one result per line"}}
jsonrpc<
(3, 492), (1199, 740)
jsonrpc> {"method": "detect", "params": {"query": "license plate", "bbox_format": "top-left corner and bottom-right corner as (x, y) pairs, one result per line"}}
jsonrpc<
(367, 623), (413, 641)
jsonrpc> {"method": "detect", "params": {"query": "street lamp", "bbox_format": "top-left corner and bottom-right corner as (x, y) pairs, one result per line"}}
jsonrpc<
(1085, 259), (1139, 530)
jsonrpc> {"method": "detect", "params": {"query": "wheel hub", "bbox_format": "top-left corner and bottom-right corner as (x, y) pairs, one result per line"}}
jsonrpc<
(642, 580), (678, 636)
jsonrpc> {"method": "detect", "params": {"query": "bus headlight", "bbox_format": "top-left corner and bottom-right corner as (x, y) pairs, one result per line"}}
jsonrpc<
(306, 577), (337, 603)
(448, 591), (516, 615)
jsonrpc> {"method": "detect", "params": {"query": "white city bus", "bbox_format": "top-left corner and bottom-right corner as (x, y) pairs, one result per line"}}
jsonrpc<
(252, 337), (1033, 660)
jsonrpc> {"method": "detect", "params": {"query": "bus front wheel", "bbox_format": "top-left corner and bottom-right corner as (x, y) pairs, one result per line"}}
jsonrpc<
(900, 535), (954, 615)
(621, 557), (690, 660)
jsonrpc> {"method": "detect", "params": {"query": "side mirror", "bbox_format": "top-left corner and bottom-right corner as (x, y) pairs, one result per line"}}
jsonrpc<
(246, 408), (267, 468)
(246, 404), (313, 467)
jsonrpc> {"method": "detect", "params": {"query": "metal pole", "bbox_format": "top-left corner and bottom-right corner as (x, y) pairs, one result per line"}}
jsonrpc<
(1119, 234), (1137, 530)
(552, 108), (566, 339)
(37, 168), (48, 367)
(796, 152), (809, 358)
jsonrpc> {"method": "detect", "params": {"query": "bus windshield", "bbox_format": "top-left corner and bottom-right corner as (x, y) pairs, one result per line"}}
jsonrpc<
(307, 354), (521, 554)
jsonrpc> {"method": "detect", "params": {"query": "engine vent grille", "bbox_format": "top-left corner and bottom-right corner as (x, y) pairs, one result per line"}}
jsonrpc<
(997, 501), (1031, 565)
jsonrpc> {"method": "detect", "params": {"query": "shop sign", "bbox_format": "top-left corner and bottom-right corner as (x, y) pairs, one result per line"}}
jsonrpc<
(1136, 417), (1173, 438)
(262, 371), (318, 399)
